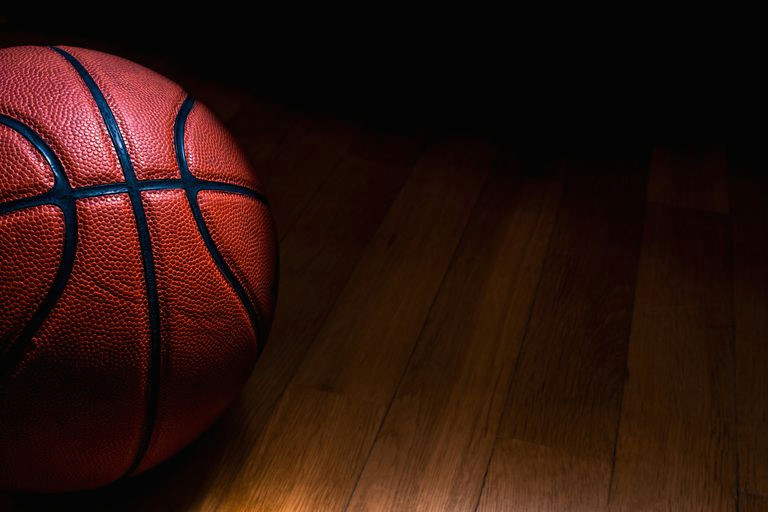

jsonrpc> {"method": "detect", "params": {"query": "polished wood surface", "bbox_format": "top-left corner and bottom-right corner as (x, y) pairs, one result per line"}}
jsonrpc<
(609, 203), (734, 510)
(731, 161), (768, 512)
(478, 159), (646, 511)
(348, 156), (561, 511)
(2, 62), (767, 512)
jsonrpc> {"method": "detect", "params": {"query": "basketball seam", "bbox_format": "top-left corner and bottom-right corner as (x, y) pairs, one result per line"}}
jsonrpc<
(174, 96), (267, 354)
(49, 46), (163, 478)
(0, 115), (77, 381)
(0, 178), (267, 216)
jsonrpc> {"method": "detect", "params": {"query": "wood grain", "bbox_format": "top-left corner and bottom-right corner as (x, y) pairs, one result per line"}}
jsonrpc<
(479, 438), (611, 512)
(214, 138), (494, 511)
(731, 162), (768, 505)
(477, 158), (647, 511)
(608, 203), (736, 511)
(346, 157), (562, 511)
(742, 493), (768, 512)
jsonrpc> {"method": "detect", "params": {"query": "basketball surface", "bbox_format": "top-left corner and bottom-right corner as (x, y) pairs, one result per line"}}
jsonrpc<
(0, 46), (278, 492)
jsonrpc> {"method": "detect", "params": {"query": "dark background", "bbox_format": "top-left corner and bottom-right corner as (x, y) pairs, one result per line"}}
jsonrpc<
(2, 14), (763, 152)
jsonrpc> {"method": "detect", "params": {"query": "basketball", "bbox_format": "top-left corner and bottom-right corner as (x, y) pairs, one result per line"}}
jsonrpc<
(0, 46), (278, 492)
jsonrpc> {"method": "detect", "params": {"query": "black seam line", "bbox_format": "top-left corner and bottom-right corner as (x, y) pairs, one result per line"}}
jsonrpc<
(175, 96), (266, 356)
(50, 45), (160, 478)
(0, 179), (268, 215)
(74, 179), (269, 202)
(0, 115), (77, 380)
(0, 190), (58, 215)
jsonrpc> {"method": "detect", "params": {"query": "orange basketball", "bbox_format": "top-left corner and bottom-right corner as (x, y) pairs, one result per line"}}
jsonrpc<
(0, 46), (278, 492)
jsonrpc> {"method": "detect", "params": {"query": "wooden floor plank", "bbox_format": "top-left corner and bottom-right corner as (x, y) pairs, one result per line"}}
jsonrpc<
(731, 162), (768, 501)
(608, 202), (736, 511)
(214, 138), (495, 511)
(345, 155), (562, 511)
(477, 158), (647, 511)
(478, 439), (611, 512)
(742, 493), (768, 512)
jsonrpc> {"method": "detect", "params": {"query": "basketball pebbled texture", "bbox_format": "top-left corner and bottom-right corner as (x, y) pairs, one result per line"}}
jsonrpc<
(0, 46), (278, 492)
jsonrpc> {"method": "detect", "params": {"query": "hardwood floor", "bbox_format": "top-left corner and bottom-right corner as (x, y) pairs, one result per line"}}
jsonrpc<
(731, 158), (768, 512)
(347, 155), (561, 511)
(479, 158), (647, 511)
(2, 67), (767, 511)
